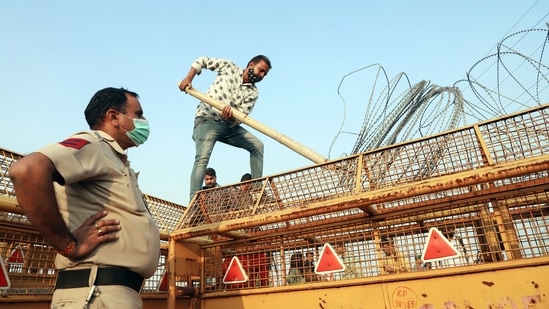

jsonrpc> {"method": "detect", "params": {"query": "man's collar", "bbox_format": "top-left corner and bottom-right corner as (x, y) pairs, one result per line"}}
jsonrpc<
(92, 130), (127, 159)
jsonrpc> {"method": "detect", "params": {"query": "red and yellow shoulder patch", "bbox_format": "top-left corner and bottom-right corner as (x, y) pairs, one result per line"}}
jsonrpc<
(59, 138), (90, 149)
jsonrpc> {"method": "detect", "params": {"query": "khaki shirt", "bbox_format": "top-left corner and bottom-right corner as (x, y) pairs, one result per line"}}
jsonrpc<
(39, 130), (160, 278)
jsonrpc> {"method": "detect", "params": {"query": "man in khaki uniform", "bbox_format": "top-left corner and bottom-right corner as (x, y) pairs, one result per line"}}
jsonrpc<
(10, 87), (160, 308)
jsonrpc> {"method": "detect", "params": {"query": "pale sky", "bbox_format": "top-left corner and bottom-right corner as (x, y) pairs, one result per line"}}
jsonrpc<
(1, 1), (547, 205)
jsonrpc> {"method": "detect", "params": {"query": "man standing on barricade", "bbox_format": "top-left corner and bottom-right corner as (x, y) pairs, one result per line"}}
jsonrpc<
(178, 55), (272, 201)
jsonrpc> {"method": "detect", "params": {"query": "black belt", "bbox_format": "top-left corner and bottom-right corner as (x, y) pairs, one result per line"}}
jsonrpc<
(55, 266), (144, 293)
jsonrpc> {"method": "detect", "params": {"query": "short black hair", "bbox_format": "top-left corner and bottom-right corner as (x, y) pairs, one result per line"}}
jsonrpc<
(380, 237), (391, 247)
(240, 173), (252, 181)
(249, 55), (272, 69)
(205, 167), (216, 177)
(290, 253), (303, 269)
(84, 87), (139, 129)
(444, 229), (455, 239)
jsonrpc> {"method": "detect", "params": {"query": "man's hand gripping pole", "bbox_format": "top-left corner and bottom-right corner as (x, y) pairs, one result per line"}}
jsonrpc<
(179, 84), (328, 165)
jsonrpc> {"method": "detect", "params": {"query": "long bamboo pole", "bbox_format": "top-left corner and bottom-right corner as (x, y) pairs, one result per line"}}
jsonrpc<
(183, 87), (328, 164)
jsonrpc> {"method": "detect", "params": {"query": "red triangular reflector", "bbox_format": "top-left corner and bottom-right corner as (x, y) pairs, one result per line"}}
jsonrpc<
(421, 227), (460, 262)
(156, 270), (168, 292)
(0, 258), (11, 289)
(314, 243), (346, 274)
(7, 246), (24, 264)
(223, 256), (248, 284)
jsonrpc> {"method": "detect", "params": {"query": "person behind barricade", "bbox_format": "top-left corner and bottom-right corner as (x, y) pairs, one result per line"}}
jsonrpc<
(235, 173), (270, 287)
(197, 166), (221, 208)
(444, 228), (469, 265)
(436, 228), (471, 268)
(195, 166), (228, 218)
(380, 237), (410, 274)
(236, 173), (257, 209)
(239, 173), (252, 190)
(303, 251), (318, 282)
(202, 167), (220, 189)
(9, 87), (160, 308)
(330, 242), (362, 280)
(286, 253), (306, 285)
(246, 251), (270, 288)
(413, 255), (432, 271)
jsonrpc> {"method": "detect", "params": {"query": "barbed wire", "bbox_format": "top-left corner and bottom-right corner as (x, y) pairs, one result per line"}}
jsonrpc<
(329, 27), (549, 159)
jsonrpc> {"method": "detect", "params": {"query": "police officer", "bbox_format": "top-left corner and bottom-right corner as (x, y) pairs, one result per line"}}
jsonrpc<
(9, 87), (160, 308)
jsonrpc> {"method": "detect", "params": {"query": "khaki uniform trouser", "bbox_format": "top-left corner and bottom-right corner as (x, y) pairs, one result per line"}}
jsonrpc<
(51, 284), (142, 309)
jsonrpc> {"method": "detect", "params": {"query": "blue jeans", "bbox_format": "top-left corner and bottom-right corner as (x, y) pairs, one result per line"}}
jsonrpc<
(189, 117), (264, 200)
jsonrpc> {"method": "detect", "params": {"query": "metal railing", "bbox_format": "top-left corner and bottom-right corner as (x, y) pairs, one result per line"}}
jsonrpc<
(168, 103), (549, 294)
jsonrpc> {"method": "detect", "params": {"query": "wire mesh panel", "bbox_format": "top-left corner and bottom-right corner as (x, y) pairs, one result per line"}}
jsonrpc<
(0, 226), (173, 296)
(0, 148), (21, 199)
(143, 194), (187, 233)
(479, 109), (549, 163)
(187, 188), (548, 292)
(177, 104), (549, 234)
(360, 129), (484, 190)
(0, 231), (56, 294)
(170, 104), (549, 294)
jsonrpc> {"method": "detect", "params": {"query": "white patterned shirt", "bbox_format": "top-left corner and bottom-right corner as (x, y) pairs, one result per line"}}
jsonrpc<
(192, 57), (258, 125)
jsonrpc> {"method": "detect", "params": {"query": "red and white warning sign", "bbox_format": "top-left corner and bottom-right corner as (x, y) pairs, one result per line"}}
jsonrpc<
(156, 270), (168, 292)
(6, 245), (24, 264)
(223, 256), (248, 284)
(0, 256), (11, 289)
(421, 227), (460, 262)
(314, 243), (346, 274)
